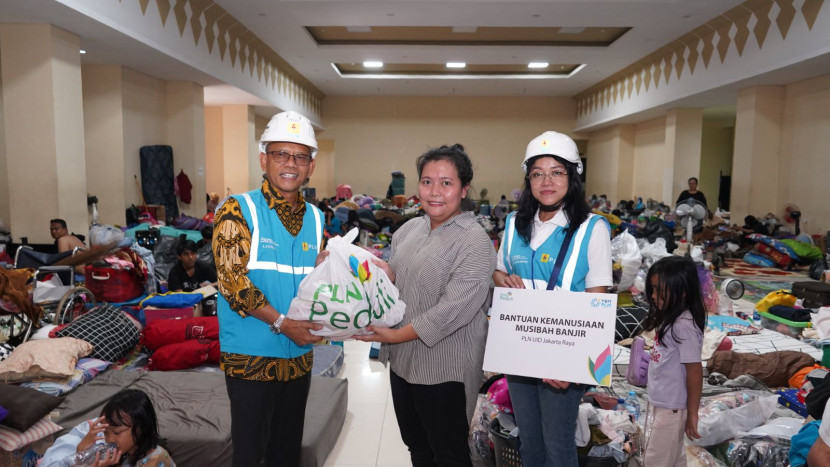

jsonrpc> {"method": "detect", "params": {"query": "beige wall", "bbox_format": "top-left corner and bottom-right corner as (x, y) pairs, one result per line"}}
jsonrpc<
(780, 75), (830, 235)
(631, 117), (668, 203)
(585, 125), (634, 202)
(83, 65), (125, 226)
(251, 114), (269, 191)
(166, 81), (206, 218)
(313, 139), (336, 200)
(204, 106), (224, 196)
(666, 108), (703, 203)
(700, 119), (734, 211)
(319, 96), (580, 201)
(0, 45), (7, 229)
(732, 86), (784, 226)
(122, 67), (167, 208)
(0, 24), (87, 243)
(221, 105), (253, 195)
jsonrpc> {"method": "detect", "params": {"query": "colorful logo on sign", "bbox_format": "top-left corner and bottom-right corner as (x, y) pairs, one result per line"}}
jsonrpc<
(349, 255), (372, 283)
(588, 345), (612, 386)
(540, 253), (550, 263)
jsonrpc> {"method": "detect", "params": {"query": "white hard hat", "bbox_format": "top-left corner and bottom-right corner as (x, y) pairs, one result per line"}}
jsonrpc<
(521, 131), (582, 174)
(259, 111), (318, 158)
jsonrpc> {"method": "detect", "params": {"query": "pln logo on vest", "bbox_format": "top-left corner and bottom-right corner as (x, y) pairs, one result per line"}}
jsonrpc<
(302, 242), (318, 252)
(540, 253), (551, 263)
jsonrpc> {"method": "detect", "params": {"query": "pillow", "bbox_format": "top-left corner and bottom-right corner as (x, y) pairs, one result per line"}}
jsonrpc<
(0, 343), (13, 362)
(144, 316), (219, 350)
(0, 337), (92, 382)
(0, 416), (62, 451)
(746, 233), (799, 260)
(55, 303), (141, 362)
(615, 305), (648, 342)
(0, 384), (63, 432)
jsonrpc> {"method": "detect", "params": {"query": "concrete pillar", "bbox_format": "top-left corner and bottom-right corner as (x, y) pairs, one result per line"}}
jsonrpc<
(732, 86), (784, 223)
(665, 108), (703, 204)
(585, 125), (635, 203)
(0, 24), (87, 243)
(82, 65), (125, 226)
(167, 81), (206, 217)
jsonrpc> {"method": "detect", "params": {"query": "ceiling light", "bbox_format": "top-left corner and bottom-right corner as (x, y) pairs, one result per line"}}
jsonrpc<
(80, 49), (86, 54)
(363, 61), (383, 68)
(446, 62), (466, 68)
(558, 27), (585, 34)
(346, 26), (372, 33)
(528, 62), (549, 69)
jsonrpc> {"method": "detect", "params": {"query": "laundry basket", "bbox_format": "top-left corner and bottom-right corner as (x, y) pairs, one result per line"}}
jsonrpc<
(488, 419), (629, 467)
(489, 419), (521, 467)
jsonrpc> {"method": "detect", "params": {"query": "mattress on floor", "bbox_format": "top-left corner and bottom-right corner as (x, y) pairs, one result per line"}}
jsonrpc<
(53, 369), (348, 467)
(312, 344), (345, 377)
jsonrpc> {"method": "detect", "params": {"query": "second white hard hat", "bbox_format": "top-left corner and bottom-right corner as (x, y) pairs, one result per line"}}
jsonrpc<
(259, 111), (318, 158)
(521, 131), (583, 174)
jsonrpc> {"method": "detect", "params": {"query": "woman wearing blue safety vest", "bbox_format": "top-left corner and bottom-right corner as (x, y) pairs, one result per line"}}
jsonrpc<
(492, 131), (612, 467)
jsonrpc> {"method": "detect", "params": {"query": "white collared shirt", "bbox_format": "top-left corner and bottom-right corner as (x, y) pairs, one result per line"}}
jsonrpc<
(496, 209), (612, 289)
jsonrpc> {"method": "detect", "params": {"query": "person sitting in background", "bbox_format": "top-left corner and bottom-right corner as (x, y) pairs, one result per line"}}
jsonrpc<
(50, 218), (86, 274)
(324, 209), (342, 237)
(167, 239), (216, 292)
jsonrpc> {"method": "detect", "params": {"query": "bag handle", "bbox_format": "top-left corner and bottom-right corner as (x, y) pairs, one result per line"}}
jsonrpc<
(546, 228), (576, 291)
(91, 272), (111, 281)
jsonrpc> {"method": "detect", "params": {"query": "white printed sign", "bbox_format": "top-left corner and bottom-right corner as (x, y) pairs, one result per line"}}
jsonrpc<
(483, 287), (617, 386)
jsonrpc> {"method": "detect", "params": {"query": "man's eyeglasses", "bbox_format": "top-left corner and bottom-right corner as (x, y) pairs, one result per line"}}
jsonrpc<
(266, 150), (312, 166)
(528, 169), (568, 183)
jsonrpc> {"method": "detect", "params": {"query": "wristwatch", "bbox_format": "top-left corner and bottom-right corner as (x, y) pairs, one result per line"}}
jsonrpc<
(269, 314), (286, 335)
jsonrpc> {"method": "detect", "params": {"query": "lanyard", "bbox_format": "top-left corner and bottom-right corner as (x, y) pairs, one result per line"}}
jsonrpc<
(546, 227), (576, 291)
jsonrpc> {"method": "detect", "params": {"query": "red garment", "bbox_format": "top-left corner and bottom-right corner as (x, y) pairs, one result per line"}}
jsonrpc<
(148, 339), (220, 371)
(176, 170), (193, 204)
(143, 316), (219, 350)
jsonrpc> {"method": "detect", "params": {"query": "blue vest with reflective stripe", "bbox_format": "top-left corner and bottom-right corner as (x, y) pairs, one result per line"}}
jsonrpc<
(502, 211), (606, 292)
(217, 189), (324, 359)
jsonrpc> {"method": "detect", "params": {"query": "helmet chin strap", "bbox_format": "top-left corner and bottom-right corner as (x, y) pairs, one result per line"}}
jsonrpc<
(539, 201), (564, 212)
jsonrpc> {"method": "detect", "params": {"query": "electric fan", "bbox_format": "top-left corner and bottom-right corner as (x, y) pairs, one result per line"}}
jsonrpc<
(720, 278), (745, 300)
(783, 203), (802, 235)
(674, 198), (707, 244)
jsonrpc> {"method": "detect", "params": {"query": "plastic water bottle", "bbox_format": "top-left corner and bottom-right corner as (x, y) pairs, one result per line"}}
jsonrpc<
(624, 390), (641, 423)
(59, 442), (118, 466)
(615, 398), (626, 413)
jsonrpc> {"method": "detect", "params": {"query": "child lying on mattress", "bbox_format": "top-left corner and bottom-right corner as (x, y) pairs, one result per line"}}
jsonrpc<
(38, 389), (175, 466)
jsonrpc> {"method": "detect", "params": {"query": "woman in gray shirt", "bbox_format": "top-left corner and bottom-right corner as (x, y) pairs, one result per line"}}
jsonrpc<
(358, 144), (496, 467)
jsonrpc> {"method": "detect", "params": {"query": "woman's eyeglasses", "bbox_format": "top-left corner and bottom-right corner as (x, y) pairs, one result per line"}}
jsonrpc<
(266, 150), (312, 166)
(528, 169), (568, 183)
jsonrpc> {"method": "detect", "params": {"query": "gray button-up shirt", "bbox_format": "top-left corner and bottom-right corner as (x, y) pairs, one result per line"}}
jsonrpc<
(379, 211), (496, 420)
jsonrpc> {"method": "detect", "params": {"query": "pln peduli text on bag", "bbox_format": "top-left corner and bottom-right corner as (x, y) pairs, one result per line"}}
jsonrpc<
(287, 228), (406, 339)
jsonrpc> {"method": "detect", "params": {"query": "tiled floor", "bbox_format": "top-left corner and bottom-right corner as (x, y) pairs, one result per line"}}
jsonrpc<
(324, 340), (411, 467)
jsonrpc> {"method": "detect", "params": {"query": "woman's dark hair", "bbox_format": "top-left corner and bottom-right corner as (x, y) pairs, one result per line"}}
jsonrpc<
(642, 256), (706, 344)
(101, 389), (165, 464)
(175, 239), (198, 256)
(514, 155), (591, 243)
(415, 144), (474, 187)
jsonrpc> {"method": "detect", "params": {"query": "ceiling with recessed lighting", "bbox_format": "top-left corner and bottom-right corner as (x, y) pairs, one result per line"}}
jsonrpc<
(4, 0), (830, 116)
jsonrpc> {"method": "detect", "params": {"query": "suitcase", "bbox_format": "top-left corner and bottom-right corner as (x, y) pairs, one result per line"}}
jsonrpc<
(792, 281), (830, 308)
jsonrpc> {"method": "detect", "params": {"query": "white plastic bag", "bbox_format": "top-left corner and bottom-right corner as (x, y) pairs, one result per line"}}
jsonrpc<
(287, 228), (406, 339)
(692, 394), (778, 447)
(611, 231), (642, 292)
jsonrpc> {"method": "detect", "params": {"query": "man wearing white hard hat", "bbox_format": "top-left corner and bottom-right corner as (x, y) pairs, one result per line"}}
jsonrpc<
(492, 131), (612, 466)
(212, 110), (325, 466)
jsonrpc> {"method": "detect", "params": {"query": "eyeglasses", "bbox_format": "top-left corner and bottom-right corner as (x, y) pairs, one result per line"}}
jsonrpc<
(528, 169), (568, 183)
(266, 150), (312, 166)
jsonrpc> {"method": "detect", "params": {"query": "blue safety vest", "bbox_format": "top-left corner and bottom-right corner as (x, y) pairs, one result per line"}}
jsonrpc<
(217, 189), (323, 358)
(502, 211), (607, 291)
